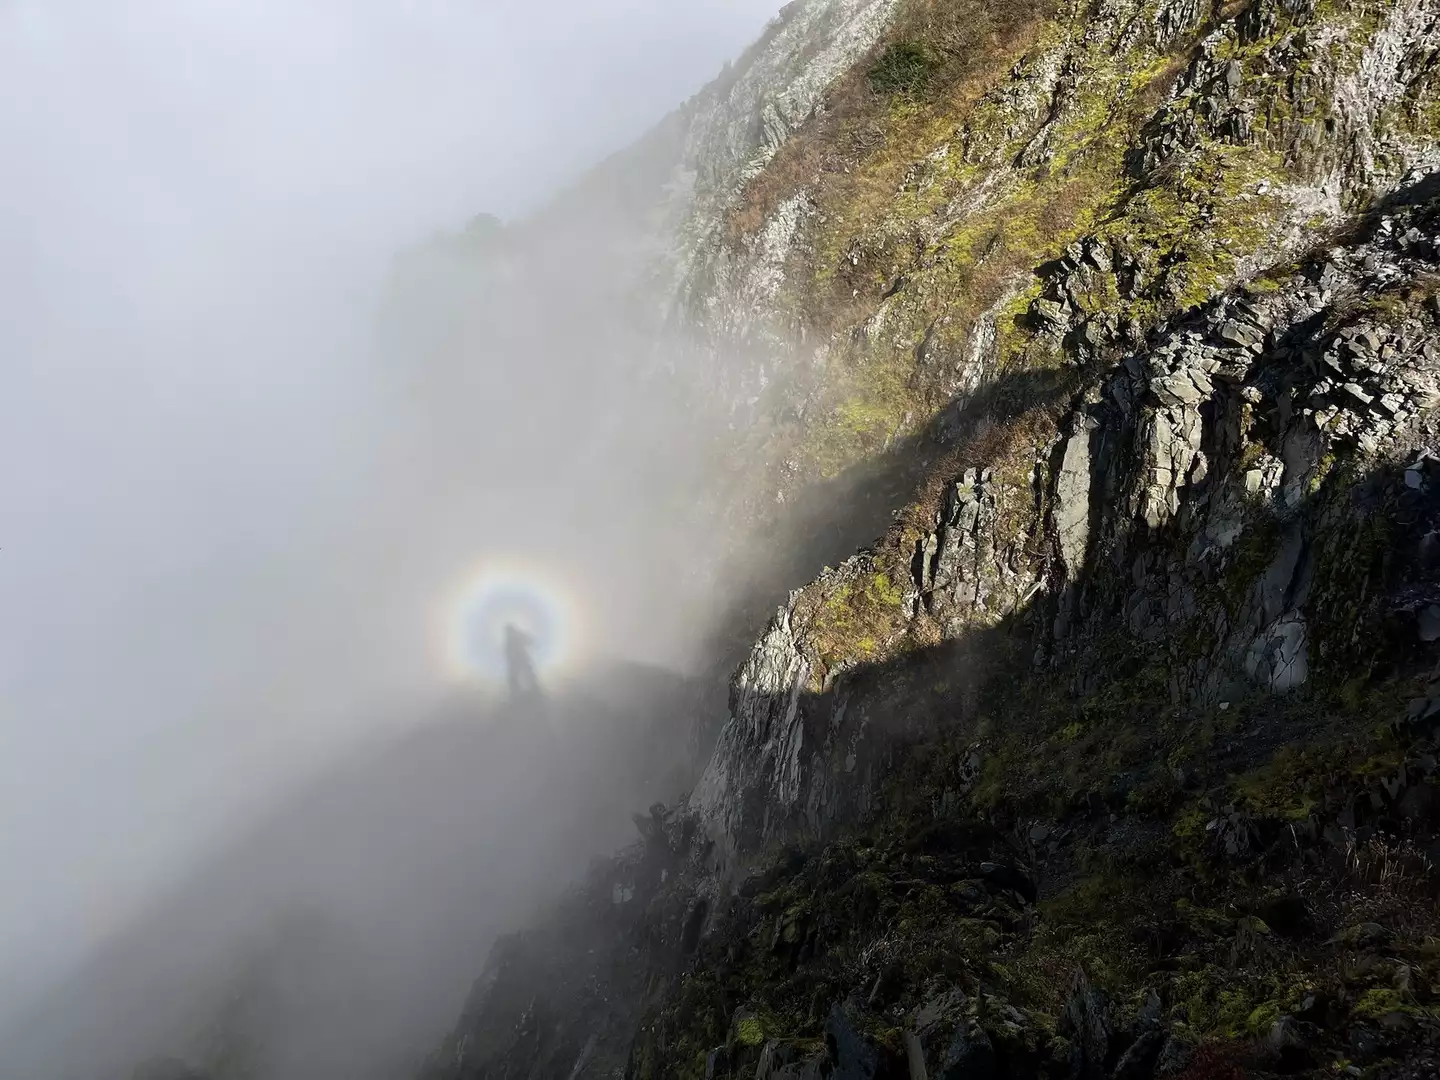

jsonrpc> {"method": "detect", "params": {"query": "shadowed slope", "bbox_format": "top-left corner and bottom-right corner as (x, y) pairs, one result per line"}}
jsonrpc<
(2, 660), (703, 1080)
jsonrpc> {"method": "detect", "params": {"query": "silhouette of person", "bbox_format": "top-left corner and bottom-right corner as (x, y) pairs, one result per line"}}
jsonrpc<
(503, 622), (542, 699)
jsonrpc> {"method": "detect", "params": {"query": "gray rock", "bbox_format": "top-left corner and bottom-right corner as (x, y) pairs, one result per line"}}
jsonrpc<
(756, 1039), (826, 1079)
(826, 1004), (880, 1080)
(1153, 372), (1206, 405)
(1032, 297), (1069, 329)
(937, 1021), (995, 1080)
(1154, 1034), (1196, 1075)
(692, 604), (810, 852)
(903, 1030), (928, 1080)
(1054, 423), (1094, 577)
(1264, 1015), (1312, 1059)
(1216, 318), (1264, 349)
(1062, 973), (1112, 1079)
(1343, 381), (1376, 405)
(1112, 1029), (1164, 1079)
(1136, 405), (1204, 529)
(1245, 614), (1309, 693)
(565, 1034), (599, 1080)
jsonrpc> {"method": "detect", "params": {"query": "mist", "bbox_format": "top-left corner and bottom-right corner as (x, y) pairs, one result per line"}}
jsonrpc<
(0, 1), (788, 1075)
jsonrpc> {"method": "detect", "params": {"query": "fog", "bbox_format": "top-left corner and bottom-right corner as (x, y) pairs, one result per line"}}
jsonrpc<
(0, 1), (786, 1075)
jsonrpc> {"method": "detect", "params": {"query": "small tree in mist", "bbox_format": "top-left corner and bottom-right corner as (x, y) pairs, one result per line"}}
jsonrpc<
(868, 41), (940, 95)
(457, 212), (505, 253)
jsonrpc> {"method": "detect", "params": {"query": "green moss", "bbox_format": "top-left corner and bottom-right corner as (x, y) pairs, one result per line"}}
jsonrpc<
(1349, 986), (1440, 1024)
(1172, 806), (1209, 843)
(1233, 746), (1326, 823)
(800, 354), (918, 480)
(1040, 875), (1142, 927)
(1171, 971), (1278, 1038)
(806, 567), (908, 673)
(735, 1016), (766, 1047)
(1246, 1001), (1281, 1035)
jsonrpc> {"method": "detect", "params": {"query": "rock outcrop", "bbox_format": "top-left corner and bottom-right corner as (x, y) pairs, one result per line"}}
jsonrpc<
(697, 190), (1440, 858)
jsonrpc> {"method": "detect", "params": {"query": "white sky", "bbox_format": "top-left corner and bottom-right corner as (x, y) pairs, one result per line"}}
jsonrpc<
(0, 0), (781, 1019)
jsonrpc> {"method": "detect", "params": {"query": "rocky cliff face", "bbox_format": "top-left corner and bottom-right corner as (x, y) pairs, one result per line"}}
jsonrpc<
(689, 0), (1440, 851)
(697, 191), (1440, 858)
(420, 0), (1440, 1076)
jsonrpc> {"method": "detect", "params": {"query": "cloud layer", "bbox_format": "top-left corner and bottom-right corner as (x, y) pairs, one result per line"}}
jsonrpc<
(0, 0), (781, 1032)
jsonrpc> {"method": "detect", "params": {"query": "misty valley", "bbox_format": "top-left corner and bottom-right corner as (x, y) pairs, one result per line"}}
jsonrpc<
(8, 0), (1440, 1078)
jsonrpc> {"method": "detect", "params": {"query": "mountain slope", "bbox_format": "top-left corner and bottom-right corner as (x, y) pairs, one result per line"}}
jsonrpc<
(414, 0), (1440, 1076)
(6, 663), (703, 1080)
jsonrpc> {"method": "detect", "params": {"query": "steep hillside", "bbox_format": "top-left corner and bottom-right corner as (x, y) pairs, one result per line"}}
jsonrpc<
(413, 0), (1440, 1077)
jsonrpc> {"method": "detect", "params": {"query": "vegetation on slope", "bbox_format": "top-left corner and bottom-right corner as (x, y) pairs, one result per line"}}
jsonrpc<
(704, 0), (1439, 493)
(413, 1), (1440, 1078)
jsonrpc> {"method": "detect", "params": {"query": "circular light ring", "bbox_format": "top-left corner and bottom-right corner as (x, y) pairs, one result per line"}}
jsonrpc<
(440, 559), (581, 686)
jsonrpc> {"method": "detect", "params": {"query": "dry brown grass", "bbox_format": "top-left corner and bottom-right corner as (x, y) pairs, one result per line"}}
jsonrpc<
(724, 0), (1060, 247)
